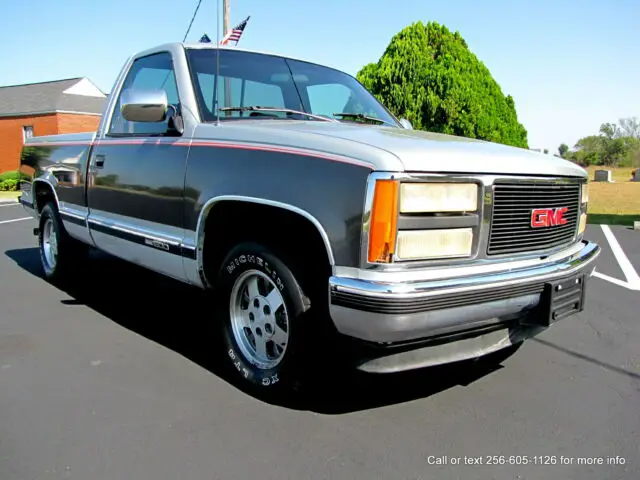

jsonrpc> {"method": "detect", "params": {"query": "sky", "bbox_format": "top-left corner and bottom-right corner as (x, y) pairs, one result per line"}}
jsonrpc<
(1, 0), (638, 152)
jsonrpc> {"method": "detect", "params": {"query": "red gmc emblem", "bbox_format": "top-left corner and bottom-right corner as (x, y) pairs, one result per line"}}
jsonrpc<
(531, 207), (569, 228)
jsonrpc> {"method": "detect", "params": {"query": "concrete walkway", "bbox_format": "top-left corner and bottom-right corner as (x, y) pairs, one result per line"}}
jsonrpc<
(0, 193), (20, 204)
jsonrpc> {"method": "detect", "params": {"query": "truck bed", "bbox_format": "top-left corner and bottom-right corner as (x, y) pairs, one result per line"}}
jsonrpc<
(24, 131), (97, 146)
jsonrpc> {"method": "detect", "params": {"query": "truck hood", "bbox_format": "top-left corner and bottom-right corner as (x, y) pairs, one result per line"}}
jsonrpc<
(249, 122), (586, 178)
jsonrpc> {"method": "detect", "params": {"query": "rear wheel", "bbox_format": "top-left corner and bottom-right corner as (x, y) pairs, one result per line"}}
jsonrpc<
(214, 242), (313, 395)
(38, 202), (88, 284)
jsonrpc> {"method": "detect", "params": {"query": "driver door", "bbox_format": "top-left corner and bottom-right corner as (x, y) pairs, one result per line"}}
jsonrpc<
(87, 51), (190, 281)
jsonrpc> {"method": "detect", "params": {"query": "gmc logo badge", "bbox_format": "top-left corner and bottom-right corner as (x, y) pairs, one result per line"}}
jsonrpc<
(531, 207), (569, 228)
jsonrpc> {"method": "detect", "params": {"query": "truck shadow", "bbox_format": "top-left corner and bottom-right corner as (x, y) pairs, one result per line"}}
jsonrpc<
(5, 247), (506, 414)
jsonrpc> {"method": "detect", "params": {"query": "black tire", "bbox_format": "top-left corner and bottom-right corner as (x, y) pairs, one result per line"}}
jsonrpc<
(214, 242), (312, 395)
(38, 202), (88, 284)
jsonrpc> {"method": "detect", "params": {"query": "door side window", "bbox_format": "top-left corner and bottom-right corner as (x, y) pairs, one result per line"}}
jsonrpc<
(108, 52), (179, 136)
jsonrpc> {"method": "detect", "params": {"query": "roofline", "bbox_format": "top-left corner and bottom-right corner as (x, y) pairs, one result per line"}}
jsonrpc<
(136, 42), (341, 76)
(67, 77), (108, 95)
(0, 77), (85, 90)
(182, 42), (316, 63)
(0, 110), (103, 118)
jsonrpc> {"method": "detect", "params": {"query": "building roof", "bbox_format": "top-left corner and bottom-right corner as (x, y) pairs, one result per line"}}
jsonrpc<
(0, 77), (107, 117)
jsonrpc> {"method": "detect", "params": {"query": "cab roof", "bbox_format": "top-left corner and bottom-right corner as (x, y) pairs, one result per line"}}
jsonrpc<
(133, 42), (332, 72)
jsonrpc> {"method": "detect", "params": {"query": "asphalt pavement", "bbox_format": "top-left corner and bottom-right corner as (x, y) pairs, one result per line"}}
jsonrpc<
(1, 202), (638, 480)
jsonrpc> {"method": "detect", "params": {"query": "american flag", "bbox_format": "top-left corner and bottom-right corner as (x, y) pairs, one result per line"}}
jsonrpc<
(219, 16), (250, 45)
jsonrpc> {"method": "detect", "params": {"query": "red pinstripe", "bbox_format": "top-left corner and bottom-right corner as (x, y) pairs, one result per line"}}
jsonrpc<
(25, 138), (374, 169)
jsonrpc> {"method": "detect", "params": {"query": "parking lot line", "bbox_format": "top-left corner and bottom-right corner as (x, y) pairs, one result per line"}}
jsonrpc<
(592, 270), (634, 289)
(0, 202), (20, 208)
(594, 224), (640, 291)
(0, 217), (31, 225)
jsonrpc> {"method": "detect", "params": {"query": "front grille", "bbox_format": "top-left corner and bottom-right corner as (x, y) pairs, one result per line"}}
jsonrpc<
(488, 180), (580, 255)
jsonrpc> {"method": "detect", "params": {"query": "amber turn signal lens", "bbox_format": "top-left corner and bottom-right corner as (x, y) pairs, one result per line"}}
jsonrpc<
(578, 213), (587, 235)
(368, 179), (399, 263)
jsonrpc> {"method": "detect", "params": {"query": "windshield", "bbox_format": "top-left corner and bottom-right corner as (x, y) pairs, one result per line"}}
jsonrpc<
(185, 48), (400, 126)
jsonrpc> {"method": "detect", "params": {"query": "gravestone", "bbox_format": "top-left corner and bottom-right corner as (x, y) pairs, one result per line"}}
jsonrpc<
(594, 170), (612, 182)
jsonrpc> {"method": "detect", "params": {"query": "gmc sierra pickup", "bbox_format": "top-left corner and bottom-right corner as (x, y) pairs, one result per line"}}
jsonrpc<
(19, 42), (600, 393)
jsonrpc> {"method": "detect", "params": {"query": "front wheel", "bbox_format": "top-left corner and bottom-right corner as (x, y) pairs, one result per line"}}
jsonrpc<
(215, 242), (312, 395)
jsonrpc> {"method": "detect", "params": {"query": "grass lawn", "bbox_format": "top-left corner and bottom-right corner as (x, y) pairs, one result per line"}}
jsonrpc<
(585, 166), (635, 183)
(584, 167), (640, 226)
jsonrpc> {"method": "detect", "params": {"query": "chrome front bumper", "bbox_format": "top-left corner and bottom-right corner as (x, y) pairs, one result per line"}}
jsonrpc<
(329, 240), (601, 345)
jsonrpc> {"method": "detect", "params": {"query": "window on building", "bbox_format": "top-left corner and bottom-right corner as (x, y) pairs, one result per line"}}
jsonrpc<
(22, 126), (34, 142)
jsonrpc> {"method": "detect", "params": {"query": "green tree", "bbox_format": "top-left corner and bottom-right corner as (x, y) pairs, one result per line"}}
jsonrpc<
(573, 135), (603, 166)
(558, 143), (569, 158)
(599, 123), (628, 165)
(356, 21), (528, 148)
(599, 122), (620, 140)
(567, 117), (640, 167)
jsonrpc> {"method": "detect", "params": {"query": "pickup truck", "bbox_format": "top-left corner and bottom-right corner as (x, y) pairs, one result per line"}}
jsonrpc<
(19, 42), (601, 394)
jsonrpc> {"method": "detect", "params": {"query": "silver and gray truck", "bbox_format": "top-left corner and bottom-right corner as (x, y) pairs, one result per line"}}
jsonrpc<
(19, 42), (601, 393)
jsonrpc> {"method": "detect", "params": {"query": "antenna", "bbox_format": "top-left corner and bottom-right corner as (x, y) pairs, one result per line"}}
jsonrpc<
(183, 0), (203, 42)
(161, 0), (202, 89)
(214, 0), (222, 126)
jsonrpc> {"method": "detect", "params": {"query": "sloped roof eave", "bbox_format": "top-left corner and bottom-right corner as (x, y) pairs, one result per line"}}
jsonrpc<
(0, 77), (106, 117)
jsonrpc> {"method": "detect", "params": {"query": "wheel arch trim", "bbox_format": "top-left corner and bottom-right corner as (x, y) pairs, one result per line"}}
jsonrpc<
(31, 177), (60, 214)
(193, 195), (336, 286)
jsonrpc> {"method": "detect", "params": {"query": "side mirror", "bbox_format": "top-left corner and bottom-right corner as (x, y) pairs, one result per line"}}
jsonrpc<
(399, 118), (413, 130)
(120, 88), (168, 123)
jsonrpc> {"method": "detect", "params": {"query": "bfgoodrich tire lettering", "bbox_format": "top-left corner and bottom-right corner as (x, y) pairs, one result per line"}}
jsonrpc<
(216, 243), (310, 392)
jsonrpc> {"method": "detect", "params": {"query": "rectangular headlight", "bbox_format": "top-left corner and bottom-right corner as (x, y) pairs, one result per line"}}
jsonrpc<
(399, 183), (478, 213)
(581, 183), (589, 204)
(396, 228), (473, 260)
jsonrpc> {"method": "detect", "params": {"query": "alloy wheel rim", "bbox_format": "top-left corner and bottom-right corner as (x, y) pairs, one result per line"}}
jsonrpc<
(229, 270), (289, 370)
(41, 218), (58, 271)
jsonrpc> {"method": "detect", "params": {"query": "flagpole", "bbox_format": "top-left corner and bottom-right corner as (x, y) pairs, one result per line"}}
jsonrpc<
(223, 0), (232, 113)
(223, 0), (230, 35)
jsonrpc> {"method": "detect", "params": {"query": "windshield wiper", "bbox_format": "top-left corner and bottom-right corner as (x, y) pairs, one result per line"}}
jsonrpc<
(332, 112), (395, 126)
(218, 106), (338, 123)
